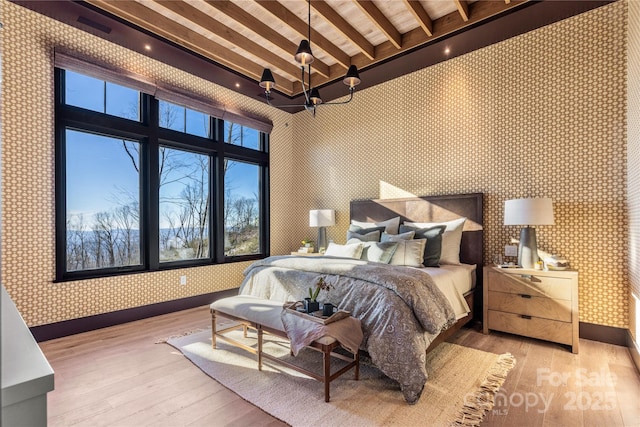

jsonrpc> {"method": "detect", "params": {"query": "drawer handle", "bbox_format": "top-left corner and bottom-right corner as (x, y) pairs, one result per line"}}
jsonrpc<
(521, 315), (532, 320)
(520, 294), (532, 299)
(520, 274), (532, 280)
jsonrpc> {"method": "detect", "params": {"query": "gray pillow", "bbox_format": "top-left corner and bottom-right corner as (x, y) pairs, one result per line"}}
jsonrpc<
(346, 229), (381, 242)
(399, 224), (446, 267)
(381, 230), (415, 242)
(347, 224), (385, 241)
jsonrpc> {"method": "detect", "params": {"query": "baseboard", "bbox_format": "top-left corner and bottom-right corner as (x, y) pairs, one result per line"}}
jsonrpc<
(628, 330), (640, 376)
(30, 298), (635, 348)
(579, 321), (628, 346)
(30, 288), (238, 342)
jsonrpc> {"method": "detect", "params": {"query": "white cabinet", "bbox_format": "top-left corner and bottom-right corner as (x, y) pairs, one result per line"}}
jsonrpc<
(2, 286), (55, 426)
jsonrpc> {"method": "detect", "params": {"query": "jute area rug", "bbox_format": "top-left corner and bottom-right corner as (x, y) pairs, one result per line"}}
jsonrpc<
(165, 329), (515, 427)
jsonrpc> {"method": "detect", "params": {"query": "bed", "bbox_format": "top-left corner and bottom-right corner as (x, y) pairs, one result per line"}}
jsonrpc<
(238, 193), (484, 404)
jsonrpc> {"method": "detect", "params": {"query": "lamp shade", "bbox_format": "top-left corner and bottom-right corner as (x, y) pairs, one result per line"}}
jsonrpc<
(504, 198), (554, 226)
(309, 209), (335, 227)
(259, 68), (276, 91)
(294, 39), (314, 65)
(343, 65), (361, 88)
(309, 88), (323, 105)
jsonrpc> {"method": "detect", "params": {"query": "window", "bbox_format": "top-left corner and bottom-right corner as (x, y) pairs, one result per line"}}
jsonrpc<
(224, 122), (260, 150)
(65, 130), (141, 271)
(224, 160), (261, 256)
(158, 100), (210, 138)
(56, 67), (269, 280)
(64, 70), (140, 120)
(159, 147), (210, 262)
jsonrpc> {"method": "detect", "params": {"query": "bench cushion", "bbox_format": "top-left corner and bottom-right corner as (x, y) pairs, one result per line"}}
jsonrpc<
(211, 295), (286, 332)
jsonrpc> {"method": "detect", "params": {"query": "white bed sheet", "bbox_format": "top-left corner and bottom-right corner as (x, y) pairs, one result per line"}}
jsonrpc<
(419, 264), (476, 320)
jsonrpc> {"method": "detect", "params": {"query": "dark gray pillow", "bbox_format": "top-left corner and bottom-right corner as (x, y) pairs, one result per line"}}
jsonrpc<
(348, 224), (385, 233)
(347, 225), (384, 242)
(346, 230), (381, 242)
(399, 224), (446, 267)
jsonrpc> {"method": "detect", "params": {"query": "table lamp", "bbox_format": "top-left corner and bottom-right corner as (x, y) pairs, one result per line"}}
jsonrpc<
(309, 209), (335, 252)
(504, 198), (554, 268)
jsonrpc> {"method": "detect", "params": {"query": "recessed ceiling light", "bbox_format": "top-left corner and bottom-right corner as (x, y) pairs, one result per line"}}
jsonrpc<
(144, 44), (151, 51)
(444, 47), (451, 55)
(235, 83), (240, 88)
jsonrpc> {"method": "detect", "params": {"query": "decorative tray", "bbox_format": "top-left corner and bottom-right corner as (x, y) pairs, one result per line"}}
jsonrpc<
(283, 301), (351, 325)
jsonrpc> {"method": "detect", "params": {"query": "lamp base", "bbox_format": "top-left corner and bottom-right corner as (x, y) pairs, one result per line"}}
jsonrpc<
(518, 227), (538, 269)
(317, 227), (327, 253)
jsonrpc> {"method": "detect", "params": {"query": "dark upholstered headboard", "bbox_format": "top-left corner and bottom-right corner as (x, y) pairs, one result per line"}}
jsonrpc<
(350, 193), (484, 315)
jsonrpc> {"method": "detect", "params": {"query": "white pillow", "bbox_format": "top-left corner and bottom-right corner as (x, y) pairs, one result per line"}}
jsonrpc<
(324, 242), (364, 259)
(381, 230), (415, 242)
(351, 217), (400, 235)
(389, 239), (427, 267)
(403, 217), (466, 264)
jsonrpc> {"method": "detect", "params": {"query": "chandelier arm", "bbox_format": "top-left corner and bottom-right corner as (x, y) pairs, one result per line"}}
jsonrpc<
(316, 89), (355, 106)
(300, 66), (311, 104)
(264, 91), (273, 106)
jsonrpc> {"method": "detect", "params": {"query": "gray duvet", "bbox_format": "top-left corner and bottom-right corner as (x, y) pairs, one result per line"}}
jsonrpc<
(238, 255), (457, 404)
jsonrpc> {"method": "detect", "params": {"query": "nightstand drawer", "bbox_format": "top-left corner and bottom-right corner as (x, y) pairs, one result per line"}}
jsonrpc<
(487, 270), (572, 300)
(487, 310), (573, 346)
(488, 291), (572, 322)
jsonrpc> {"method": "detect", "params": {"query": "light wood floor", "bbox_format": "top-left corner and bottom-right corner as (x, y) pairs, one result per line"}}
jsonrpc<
(39, 306), (640, 426)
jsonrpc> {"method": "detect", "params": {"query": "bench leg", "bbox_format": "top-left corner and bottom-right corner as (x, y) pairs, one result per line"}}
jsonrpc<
(211, 310), (217, 349)
(355, 351), (359, 380)
(323, 350), (330, 402)
(258, 326), (263, 371)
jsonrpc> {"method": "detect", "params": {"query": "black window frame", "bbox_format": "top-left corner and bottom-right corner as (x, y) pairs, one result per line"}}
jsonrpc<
(55, 68), (270, 282)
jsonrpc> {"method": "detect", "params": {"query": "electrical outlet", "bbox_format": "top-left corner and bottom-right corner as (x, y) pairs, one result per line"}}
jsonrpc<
(180, 275), (187, 286)
(505, 245), (518, 257)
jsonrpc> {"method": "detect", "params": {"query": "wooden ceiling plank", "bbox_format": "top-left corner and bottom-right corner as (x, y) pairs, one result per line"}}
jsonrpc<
(311, 1), (375, 60)
(404, 0), (433, 37)
(153, 0), (304, 81)
(454, 0), (470, 22)
(86, 0), (296, 96)
(203, 0), (331, 79)
(355, 0), (402, 49)
(256, 1), (351, 69)
(350, 0), (526, 71)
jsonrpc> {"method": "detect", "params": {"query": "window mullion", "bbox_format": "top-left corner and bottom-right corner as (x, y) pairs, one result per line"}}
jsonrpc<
(214, 121), (226, 264)
(55, 69), (68, 281)
(147, 95), (160, 270)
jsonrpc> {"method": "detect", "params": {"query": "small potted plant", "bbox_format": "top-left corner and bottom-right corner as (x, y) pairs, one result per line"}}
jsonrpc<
(304, 277), (333, 313)
(300, 239), (314, 253)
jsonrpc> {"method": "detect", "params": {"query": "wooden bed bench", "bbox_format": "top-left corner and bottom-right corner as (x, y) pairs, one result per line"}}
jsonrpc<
(210, 295), (359, 402)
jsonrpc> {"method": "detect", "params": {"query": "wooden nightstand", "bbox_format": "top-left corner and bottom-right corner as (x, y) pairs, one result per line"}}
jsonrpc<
(483, 265), (579, 353)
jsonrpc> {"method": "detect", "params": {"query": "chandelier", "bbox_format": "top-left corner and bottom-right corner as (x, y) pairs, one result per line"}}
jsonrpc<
(259, 0), (361, 117)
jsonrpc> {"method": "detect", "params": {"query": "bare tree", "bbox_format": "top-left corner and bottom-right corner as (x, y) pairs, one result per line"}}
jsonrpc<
(67, 215), (90, 270)
(113, 203), (139, 264)
(94, 211), (120, 267)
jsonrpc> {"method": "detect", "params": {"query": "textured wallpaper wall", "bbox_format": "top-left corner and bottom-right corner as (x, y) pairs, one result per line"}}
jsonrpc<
(0, 0), (296, 326)
(0, 0), (630, 330)
(290, 1), (629, 328)
(628, 0), (640, 340)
